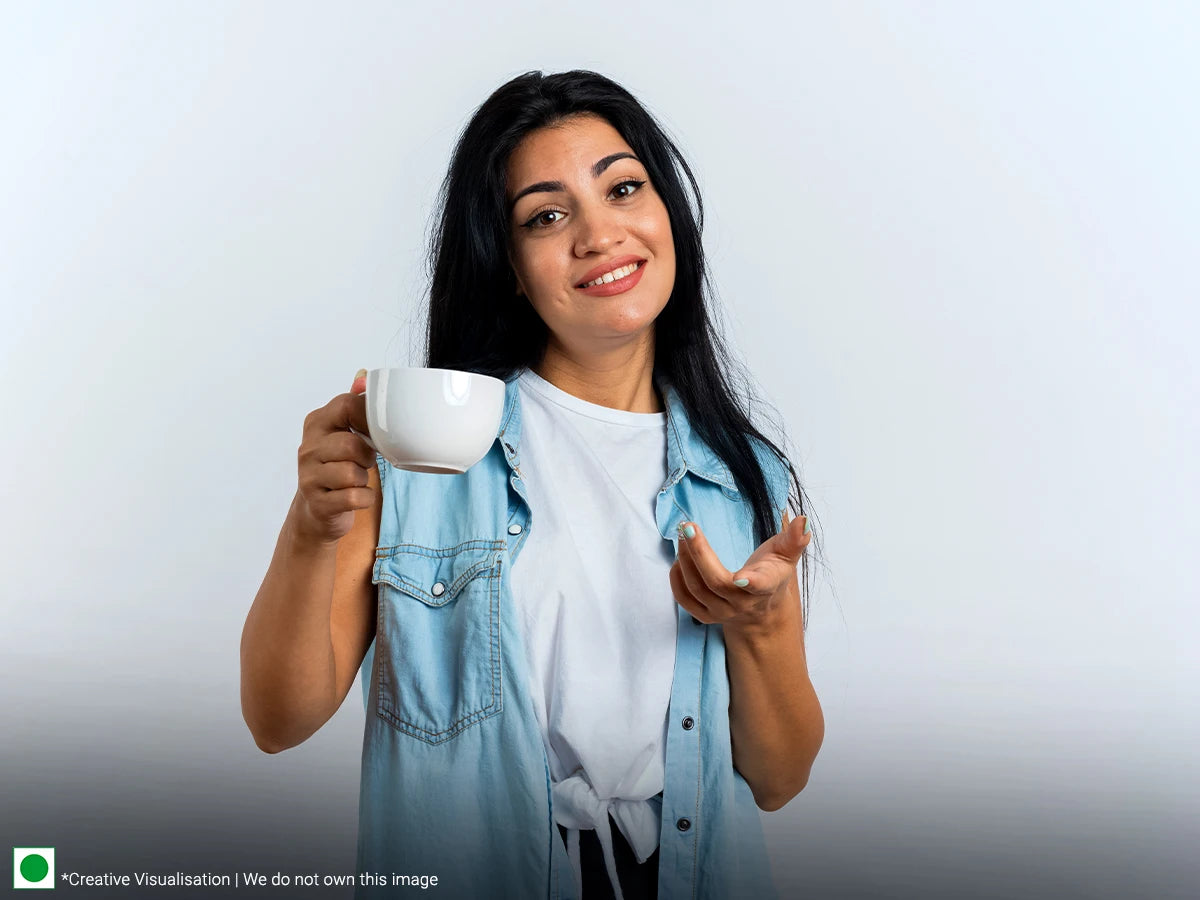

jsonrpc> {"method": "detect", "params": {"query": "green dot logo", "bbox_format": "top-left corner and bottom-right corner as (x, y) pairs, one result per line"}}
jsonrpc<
(13, 847), (55, 890)
(21, 855), (48, 882)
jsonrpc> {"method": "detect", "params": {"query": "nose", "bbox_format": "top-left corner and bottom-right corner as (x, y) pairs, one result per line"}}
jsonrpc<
(572, 202), (627, 257)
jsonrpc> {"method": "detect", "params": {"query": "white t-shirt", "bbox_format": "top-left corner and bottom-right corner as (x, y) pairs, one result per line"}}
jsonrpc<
(510, 368), (679, 898)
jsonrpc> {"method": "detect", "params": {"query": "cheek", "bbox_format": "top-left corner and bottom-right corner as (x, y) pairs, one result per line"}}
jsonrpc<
(644, 212), (675, 266)
(647, 221), (676, 282)
(519, 246), (569, 291)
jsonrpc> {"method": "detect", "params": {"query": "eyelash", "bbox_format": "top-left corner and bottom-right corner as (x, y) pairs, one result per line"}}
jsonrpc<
(521, 179), (647, 229)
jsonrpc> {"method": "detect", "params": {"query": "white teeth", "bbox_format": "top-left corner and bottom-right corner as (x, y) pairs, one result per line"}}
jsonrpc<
(582, 261), (641, 288)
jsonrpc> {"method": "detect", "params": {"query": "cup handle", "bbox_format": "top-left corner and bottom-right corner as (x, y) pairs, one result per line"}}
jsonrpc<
(349, 424), (378, 454)
(350, 378), (377, 453)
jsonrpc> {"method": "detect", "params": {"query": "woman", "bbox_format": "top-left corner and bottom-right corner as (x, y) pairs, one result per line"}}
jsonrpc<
(241, 70), (824, 900)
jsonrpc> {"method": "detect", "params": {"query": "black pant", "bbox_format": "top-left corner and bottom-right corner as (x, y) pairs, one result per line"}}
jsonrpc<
(557, 814), (659, 899)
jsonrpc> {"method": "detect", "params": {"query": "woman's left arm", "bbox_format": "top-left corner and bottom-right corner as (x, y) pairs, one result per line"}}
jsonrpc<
(723, 565), (824, 811)
(669, 510), (825, 812)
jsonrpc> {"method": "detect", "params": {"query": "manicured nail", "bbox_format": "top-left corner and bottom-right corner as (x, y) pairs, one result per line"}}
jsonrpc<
(802, 516), (811, 535)
(733, 577), (750, 587)
(678, 523), (695, 540)
(354, 368), (367, 379)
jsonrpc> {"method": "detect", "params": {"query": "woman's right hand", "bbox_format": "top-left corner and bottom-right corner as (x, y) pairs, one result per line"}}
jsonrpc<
(289, 369), (377, 547)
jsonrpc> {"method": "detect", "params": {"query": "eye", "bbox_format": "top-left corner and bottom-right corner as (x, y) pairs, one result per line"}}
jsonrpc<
(521, 179), (648, 229)
(611, 178), (646, 200)
(526, 209), (565, 229)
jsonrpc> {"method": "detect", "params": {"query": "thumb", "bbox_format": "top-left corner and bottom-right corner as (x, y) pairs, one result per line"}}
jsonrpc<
(766, 512), (807, 562)
(732, 516), (808, 592)
(782, 514), (810, 558)
(352, 368), (367, 394)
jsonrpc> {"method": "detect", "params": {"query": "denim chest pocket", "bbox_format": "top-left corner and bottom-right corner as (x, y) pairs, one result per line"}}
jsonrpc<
(372, 541), (504, 744)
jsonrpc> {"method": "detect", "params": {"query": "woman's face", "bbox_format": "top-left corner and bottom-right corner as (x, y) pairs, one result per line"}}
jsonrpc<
(505, 114), (676, 358)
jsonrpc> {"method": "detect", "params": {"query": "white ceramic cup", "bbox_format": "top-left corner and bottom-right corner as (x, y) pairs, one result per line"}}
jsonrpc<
(349, 367), (506, 474)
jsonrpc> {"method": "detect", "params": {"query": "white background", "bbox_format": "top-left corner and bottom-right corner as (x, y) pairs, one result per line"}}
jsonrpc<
(2, 2), (1196, 896)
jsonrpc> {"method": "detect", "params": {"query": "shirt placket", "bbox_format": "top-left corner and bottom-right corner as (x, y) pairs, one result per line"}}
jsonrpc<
(656, 476), (705, 899)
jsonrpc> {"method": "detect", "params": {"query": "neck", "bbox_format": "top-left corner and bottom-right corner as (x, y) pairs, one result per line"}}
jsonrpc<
(533, 339), (662, 413)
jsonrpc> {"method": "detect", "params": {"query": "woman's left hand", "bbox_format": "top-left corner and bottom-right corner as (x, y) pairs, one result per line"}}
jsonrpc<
(669, 510), (811, 634)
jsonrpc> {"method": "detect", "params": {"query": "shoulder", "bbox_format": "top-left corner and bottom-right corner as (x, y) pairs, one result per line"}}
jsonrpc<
(747, 433), (792, 509)
(746, 433), (787, 475)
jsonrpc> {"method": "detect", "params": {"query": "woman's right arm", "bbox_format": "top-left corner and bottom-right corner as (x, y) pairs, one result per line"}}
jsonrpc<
(240, 377), (381, 753)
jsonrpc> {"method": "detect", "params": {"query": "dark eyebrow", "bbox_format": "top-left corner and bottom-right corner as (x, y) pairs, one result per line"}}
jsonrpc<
(508, 152), (641, 213)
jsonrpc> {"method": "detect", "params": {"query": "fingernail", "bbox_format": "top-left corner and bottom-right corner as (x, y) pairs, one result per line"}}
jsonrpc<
(733, 577), (750, 587)
(802, 516), (811, 535)
(677, 523), (695, 540)
(355, 368), (367, 380)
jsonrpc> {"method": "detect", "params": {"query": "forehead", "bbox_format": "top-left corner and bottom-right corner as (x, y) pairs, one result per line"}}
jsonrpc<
(506, 115), (633, 182)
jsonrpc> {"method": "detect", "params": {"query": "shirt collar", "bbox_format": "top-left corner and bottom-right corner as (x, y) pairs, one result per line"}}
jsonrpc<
(497, 368), (738, 494)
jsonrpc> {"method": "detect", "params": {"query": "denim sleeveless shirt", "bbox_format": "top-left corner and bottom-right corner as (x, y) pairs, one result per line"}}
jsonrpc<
(354, 370), (791, 900)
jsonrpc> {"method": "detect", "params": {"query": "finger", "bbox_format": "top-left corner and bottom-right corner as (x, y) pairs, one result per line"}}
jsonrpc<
(669, 561), (714, 624)
(728, 513), (803, 594)
(728, 562), (776, 595)
(339, 388), (371, 439)
(676, 522), (739, 596)
(788, 515), (813, 554)
(315, 459), (371, 491)
(322, 431), (376, 470)
(732, 528), (811, 594)
(769, 514), (812, 566)
(676, 530), (737, 615)
(304, 391), (366, 444)
(348, 369), (371, 437)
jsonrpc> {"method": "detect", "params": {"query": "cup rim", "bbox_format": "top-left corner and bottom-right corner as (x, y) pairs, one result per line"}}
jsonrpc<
(367, 366), (504, 384)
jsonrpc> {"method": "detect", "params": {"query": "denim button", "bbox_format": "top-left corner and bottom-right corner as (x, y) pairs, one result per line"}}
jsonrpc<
(676, 817), (691, 831)
(508, 523), (523, 535)
(431, 582), (446, 597)
(682, 716), (694, 730)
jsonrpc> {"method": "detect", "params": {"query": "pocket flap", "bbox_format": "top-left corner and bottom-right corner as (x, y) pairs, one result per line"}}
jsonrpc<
(372, 542), (501, 608)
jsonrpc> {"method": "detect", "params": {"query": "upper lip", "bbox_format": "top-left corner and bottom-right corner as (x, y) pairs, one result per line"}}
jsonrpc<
(575, 255), (646, 287)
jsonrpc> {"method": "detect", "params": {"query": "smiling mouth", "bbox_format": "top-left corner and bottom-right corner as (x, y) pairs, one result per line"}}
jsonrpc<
(576, 260), (646, 289)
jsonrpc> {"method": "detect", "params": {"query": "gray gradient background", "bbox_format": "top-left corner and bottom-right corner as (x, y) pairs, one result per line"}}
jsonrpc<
(2, 2), (1196, 898)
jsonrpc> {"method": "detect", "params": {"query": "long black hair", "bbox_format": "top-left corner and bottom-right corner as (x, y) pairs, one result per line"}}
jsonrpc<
(414, 69), (823, 629)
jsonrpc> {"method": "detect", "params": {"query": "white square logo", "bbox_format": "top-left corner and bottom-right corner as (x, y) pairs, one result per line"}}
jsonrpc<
(13, 848), (55, 890)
